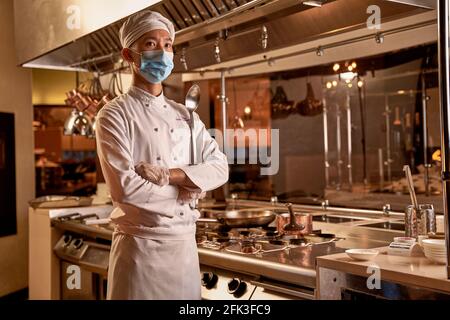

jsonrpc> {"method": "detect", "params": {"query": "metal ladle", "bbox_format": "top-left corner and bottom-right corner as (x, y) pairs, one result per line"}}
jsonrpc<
(185, 84), (201, 165)
(403, 165), (419, 210)
(185, 84), (201, 210)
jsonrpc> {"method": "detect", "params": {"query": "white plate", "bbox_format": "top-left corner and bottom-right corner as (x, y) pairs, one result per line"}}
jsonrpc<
(422, 239), (445, 249)
(424, 252), (447, 264)
(345, 249), (379, 261)
(424, 248), (447, 254)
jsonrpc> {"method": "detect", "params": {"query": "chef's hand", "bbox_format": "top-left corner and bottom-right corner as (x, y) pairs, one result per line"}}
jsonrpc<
(177, 188), (206, 204)
(135, 162), (170, 187)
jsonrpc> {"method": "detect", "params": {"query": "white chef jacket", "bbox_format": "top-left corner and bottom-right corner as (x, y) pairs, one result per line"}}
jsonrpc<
(95, 85), (229, 240)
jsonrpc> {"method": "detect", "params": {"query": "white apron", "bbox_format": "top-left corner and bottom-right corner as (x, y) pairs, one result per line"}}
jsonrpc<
(106, 229), (201, 300)
(95, 86), (228, 300)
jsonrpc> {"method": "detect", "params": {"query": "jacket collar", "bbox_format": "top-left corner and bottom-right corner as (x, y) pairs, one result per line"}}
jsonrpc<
(128, 85), (166, 105)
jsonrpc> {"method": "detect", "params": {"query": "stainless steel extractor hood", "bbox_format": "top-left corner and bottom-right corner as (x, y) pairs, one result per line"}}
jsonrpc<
(14, 0), (434, 73)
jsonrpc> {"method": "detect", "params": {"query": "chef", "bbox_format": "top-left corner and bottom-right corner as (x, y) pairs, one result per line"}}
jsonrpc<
(95, 10), (229, 300)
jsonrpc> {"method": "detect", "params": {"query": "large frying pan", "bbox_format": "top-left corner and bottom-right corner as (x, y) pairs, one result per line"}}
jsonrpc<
(198, 210), (276, 228)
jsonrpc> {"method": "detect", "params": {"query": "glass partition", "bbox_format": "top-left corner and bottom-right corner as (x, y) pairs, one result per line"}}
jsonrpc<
(198, 43), (442, 212)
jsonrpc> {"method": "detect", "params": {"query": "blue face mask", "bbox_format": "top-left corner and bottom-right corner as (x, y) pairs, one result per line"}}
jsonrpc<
(132, 49), (174, 84)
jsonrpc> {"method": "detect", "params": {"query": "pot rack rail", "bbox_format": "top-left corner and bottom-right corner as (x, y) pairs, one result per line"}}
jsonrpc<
(178, 18), (437, 75)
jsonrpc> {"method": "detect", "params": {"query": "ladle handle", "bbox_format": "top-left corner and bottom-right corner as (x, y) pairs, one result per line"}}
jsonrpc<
(403, 165), (418, 209)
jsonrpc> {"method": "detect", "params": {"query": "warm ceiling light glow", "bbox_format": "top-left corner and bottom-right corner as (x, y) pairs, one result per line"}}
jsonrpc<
(326, 82), (332, 89)
(432, 149), (441, 162)
(352, 62), (357, 69)
(340, 72), (357, 81)
(348, 83), (353, 88)
(397, 90), (406, 95)
(244, 106), (252, 115)
(333, 63), (340, 72)
(357, 80), (364, 88)
(332, 80), (338, 87)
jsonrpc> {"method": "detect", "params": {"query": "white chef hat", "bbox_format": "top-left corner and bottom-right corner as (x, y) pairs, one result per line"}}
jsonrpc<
(119, 10), (175, 48)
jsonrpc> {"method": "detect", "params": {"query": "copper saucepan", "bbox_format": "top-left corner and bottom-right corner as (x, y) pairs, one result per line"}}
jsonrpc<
(275, 204), (313, 235)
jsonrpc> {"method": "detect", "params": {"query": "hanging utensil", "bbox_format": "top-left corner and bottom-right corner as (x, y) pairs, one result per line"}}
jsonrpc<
(232, 80), (245, 128)
(297, 82), (324, 116)
(271, 85), (294, 119)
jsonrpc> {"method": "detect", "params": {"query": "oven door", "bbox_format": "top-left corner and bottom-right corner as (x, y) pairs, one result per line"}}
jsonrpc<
(60, 261), (101, 300)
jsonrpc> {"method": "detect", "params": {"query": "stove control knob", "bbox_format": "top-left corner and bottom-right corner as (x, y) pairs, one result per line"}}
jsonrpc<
(72, 238), (83, 249)
(234, 281), (247, 298)
(228, 279), (247, 297)
(201, 272), (218, 289)
(63, 234), (72, 246)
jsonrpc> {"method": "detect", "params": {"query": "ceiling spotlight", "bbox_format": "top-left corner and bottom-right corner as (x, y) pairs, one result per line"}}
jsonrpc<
(357, 80), (364, 88)
(348, 65), (354, 72)
(397, 90), (405, 95)
(261, 25), (268, 50)
(180, 47), (188, 71)
(375, 32), (384, 44)
(333, 63), (340, 72)
(326, 82), (332, 89)
(244, 106), (252, 115)
(303, 0), (325, 7)
(348, 83), (353, 88)
(341, 72), (357, 82)
(352, 62), (357, 69)
(316, 46), (324, 57)
(332, 80), (338, 87)
(214, 38), (221, 63)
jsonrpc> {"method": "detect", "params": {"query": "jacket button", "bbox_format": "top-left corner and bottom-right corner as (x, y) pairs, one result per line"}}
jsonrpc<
(156, 156), (161, 161)
(179, 212), (184, 216)
(154, 128), (158, 132)
(163, 105), (167, 108)
(170, 129), (174, 133)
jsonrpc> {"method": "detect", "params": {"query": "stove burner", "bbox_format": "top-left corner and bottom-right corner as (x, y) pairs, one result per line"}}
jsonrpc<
(265, 230), (279, 237)
(268, 239), (287, 246)
(239, 230), (251, 237)
(217, 231), (231, 237)
(213, 237), (231, 243)
(289, 238), (308, 246)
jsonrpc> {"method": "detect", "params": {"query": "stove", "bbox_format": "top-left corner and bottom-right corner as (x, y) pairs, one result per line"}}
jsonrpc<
(194, 222), (351, 300)
(49, 206), (359, 300)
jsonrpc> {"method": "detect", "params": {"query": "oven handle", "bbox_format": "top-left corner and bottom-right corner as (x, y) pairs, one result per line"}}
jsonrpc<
(250, 280), (315, 300)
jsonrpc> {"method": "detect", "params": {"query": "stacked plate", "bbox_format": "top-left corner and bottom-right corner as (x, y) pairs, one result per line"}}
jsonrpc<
(422, 239), (447, 265)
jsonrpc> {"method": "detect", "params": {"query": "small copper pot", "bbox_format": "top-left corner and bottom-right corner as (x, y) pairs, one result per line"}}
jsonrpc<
(276, 212), (313, 235)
